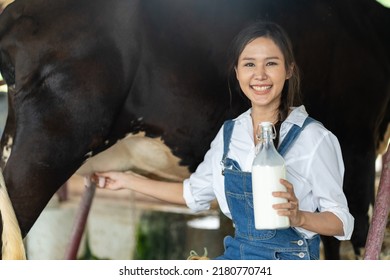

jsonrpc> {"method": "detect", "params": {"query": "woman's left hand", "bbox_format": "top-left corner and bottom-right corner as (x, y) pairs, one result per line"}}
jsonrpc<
(272, 179), (303, 227)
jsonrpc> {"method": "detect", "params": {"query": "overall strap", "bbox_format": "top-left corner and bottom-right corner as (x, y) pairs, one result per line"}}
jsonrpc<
(222, 116), (317, 162)
(277, 116), (316, 157)
(221, 120), (235, 165)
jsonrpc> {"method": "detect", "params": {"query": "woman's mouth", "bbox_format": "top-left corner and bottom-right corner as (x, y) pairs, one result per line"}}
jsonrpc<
(251, 85), (272, 92)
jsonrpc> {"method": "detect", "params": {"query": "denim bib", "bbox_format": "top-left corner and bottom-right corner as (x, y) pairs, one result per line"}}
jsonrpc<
(215, 117), (320, 260)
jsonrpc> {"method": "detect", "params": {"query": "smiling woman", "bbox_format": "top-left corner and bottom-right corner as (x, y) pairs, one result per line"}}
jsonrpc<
(95, 21), (354, 260)
(0, 0), (388, 261)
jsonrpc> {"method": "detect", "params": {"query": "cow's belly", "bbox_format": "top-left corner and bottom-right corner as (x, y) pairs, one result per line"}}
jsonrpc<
(76, 133), (191, 182)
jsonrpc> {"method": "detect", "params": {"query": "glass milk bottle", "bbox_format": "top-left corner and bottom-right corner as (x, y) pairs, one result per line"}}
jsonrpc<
(252, 122), (290, 229)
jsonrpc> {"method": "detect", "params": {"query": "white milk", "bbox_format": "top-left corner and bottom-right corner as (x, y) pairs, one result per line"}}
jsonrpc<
(252, 164), (290, 229)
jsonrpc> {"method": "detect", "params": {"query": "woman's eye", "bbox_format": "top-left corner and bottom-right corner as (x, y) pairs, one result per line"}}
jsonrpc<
(244, 62), (255, 67)
(266, 61), (278, 66)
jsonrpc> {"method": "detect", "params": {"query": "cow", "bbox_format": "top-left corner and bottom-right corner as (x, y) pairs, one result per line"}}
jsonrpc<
(0, 0), (389, 260)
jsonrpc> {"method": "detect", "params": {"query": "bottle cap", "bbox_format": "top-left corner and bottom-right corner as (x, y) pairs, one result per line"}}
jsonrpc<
(256, 122), (276, 140)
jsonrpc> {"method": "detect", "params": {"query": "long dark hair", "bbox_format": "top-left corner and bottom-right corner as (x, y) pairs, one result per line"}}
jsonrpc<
(227, 21), (302, 122)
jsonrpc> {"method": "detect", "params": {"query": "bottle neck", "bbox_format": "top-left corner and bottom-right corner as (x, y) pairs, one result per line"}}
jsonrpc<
(261, 129), (273, 141)
(257, 122), (275, 139)
(257, 122), (280, 148)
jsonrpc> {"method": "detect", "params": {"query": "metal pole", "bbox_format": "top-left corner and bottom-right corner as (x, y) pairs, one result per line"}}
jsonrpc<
(364, 147), (390, 260)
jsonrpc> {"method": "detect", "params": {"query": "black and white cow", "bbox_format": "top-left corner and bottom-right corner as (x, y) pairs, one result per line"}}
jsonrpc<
(0, 0), (389, 259)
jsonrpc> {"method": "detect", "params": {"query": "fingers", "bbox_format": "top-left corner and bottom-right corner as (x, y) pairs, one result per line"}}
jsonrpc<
(280, 178), (293, 190)
(92, 172), (117, 188)
(95, 171), (120, 180)
(89, 174), (113, 188)
(273, 179), (295, 199)
(97, 176), (106, 188)
(272, 179), (298, 213)
(289, 201), (298, 210)
(273, 201), (296, 211)
(93, 171), (132, 190)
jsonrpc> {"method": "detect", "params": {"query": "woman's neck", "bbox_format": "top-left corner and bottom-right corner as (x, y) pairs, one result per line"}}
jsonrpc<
(251, 108), (279, 127)
(251, 107), (279, 145)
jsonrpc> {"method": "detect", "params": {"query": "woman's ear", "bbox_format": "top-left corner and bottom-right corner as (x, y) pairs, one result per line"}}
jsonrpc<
(286, 64), (294, 79)
(235, 66), (238, 80)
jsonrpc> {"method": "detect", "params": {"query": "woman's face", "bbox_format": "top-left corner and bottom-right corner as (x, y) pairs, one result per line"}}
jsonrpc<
(235, 37), (291, 113)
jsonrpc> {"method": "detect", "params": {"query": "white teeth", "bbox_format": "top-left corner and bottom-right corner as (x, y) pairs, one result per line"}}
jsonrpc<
(252, 85), (271, 91)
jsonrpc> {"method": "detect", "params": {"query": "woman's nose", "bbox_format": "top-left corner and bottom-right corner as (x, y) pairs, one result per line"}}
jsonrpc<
(254, 66), (267, 80)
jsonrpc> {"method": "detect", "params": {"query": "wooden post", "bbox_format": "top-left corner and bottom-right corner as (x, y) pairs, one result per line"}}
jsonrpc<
(364, 147), (390, 260)
(64, 183), (96, 260)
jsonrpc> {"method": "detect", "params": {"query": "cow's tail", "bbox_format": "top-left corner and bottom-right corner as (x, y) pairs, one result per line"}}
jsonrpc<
(0, 168), (26, 260)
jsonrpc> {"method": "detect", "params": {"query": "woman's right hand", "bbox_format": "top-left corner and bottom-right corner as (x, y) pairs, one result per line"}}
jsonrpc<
(94, 171), (146, 191)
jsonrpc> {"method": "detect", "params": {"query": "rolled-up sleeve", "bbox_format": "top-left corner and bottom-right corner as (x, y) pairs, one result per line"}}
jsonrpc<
(309, 131), (355, 240)
(183, 128), (224, 212)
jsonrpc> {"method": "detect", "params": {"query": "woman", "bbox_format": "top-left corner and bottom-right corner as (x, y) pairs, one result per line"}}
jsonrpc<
(96, 21), (354, 260)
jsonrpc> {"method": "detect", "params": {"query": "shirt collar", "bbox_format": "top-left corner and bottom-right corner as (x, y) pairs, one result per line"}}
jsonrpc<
(233, 105), (309, 127)
(232, 105), (309, 142)
(284, 105), (309, 127)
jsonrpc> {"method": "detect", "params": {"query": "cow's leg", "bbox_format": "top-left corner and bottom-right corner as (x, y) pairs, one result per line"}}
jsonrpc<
(343, 149), (376, 259)
(320, 236), (340, 260)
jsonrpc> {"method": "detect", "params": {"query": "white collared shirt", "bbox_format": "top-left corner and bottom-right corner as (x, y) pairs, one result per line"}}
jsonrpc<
(183, 105), (354, 240)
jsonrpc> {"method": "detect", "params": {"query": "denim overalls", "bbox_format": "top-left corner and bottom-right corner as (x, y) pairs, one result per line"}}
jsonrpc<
(215, 117), (320, 260)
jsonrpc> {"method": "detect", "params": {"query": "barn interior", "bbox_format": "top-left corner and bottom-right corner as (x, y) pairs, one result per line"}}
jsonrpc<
(0, 0), (389, 260)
